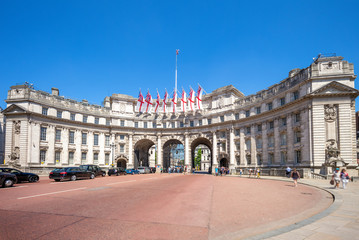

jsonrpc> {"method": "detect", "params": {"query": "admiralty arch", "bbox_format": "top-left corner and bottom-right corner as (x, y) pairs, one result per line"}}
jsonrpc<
(1, 55), (358, 177)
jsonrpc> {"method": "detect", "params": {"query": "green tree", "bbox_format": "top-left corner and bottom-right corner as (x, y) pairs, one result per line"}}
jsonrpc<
(195, 148), (202, 169)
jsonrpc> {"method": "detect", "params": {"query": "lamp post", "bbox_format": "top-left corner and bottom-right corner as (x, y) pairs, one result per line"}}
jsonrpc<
(110, 142), (116, 167)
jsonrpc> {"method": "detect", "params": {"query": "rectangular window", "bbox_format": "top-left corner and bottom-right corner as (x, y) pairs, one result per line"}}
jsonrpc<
(40, 150), (46, 163)
(163, 122), (167, 128)
(221, 131), (226, 138)
(235, 141), (241, 151)
(235, 129), (240, 136)
(281, 134), (287, 146)
(245, 110), (250, 117)
(246, 155), (251, 165)
(220, 116), (225, 122)
(106, 119), (111, 126)
(105, 135), (110, 147)
(42, 107), (48, 115)
(83, 115), (88, 123)
(70, 113), (76, 121)
(257, 154), (262, 165)
(93, 153), (99, 164)
(95, 117), (99, 124)
(55, 151), (61, 163)
(57, 110), (62, 118)
(94, 134), (99, 146)
(295, 150), (301, 164)
(105, 153), (110, 165)
(257, 124), (262, 132)
(256, 138), (262, 149)
(294, 131), (301, 143)
(268, 153), (274, 165)
(69, 131), (75, 144)
(256, 107), (261, 114)
(235, 113), (240, 120)
(269, 121), (274, 129)
(293, 91), (299, 100)
(144, 122), (148, 128)
(268, 136), (274, 148)
(280, 152), (287, 165)
(171, 122), (175, 128)
(81, 152), (87, 164)
(40, 127), (47, 141)
(246, 127), (251, 134)
(180, 122), (184, 128)
(199, 120), (202, 126)
(221, 142), (226, 152)
(120, 145), (124, 153)
(295, 113), (300, 123)
(69, 152), (74, 164)
(208, 119), (212, 125)
(190, 121), (194, 127)
(245, 139), (251, 151)
(135, 122), (138, 128)
(153, 122), (157, 128)
(120, 120), (125, 127)
(280, 97), (286, 106)
(55, 129), (61, 142)
(82, 133), (87, 145)
(120, 135), (125, 140)
(281, 117), (287, 126)
(267, 102), (273, 111)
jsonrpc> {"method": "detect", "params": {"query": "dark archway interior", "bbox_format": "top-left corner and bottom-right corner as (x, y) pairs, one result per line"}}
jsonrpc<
(163, 139), (183, 172)
(191, 137), (212, 173)
(220, 158), (229, 168)
(116, 159), (127, 168)
(134, 139), (155, 168)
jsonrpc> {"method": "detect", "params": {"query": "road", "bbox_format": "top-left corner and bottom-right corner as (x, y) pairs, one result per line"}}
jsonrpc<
(0, 173), (333, 240)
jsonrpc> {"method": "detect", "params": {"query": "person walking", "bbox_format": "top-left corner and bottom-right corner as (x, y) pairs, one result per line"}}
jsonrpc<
(291, 168), (300, 187)
(239, 168), (243, 177)
(340, 169), (350, 189)
(286, 166), (292, 178)
(256, 168), (261, 178)
(332, 168), (341, 189)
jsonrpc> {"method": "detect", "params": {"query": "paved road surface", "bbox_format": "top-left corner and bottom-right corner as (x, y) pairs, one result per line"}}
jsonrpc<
(0, 174), (332, 240)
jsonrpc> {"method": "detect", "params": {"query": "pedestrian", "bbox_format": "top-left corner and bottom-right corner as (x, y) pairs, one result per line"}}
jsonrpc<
(332, 168), (341, 189)
(239, 168), (243, 177)
(340, 169), (350, 189)
(286, 166), (291, 178)
(291, 168), (300, 187)
(257, 168), (261, 178)
(248, 168), (252, 178)
(215, 167), (218, 176)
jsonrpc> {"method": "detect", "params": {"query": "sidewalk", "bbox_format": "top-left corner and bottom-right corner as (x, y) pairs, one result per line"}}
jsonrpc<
(245, 176), (359, 240)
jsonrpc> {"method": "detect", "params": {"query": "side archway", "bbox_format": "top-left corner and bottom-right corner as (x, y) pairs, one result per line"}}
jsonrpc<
(190, 137), (212, 173)
(116, 155), (128, 168)
(162, 139), (184, 172)
(133, 139), (156, 169)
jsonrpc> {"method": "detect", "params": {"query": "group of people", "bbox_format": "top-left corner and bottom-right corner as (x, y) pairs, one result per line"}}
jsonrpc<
(332, 168), (350, 189)
(215, 167), (229, 176)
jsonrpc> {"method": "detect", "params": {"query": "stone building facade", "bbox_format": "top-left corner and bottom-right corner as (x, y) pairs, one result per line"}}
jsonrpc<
(1, 55), (358, 176)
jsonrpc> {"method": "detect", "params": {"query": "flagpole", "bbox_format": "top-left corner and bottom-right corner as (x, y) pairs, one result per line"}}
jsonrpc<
(175, 50), (178, 95)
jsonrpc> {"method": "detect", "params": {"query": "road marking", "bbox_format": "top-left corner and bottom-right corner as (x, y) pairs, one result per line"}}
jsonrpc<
(142, 178), (156, 181)
(17, 187), (87, 200)
(50, 181), (73, 185)
(106, 180), (136, 185)
(2, 185), (28, 190)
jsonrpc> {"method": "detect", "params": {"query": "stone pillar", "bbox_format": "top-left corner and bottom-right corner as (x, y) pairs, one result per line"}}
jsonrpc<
(274, 118), (280, 166)
(88, 131), (94, 164)
(99, 132), (105, 165)
(240, 128), (246, 167)
(27, 121), (32, 165)
(184, 133), (190, 167)
(287, 114), (294, 164)
(47, 125), (55, 165)
(128, 134), (133, 168)
(212, 131), (218, 174)
(229, 127), (235, 172)
(251, 124), (256, 167)
(75, 130), (81, 165)
(156, 133), (162, 173)
(262, 122), (268, 165)
(62, 128), (69, 164)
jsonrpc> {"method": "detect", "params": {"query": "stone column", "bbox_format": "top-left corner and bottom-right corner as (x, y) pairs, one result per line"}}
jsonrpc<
(47, 125), (55, 165)
(99, 132), (105, 165)
(184, 133), (190, 167)
(286, 114), (294, 164)
(75, 130), (81, 165)
(212, 131), (218, 174)
(251, 124), (256, 167)
(62, 128), (69, 165)
(27, 121), (32, 165)
(274, 118), (280, 166)
(229, 127), (235, 172)
(128, 134), (133, 168)
(262, 122), (268, 165)
(88, 131), (94, 164)
(156, 133), (162, 173)
(240, 128), (246, 167)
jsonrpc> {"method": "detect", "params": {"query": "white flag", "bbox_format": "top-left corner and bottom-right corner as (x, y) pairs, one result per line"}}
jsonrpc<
(162, 90), (168, 113)
(188, 88), (195, 111)
(171, 91), (177, 113)
(196, 85), (203, 110)
(135, 90), (145, 112)
(154, 91), (161, 114)
(144, 91), (153, 113)
(181, 89), (187, 112)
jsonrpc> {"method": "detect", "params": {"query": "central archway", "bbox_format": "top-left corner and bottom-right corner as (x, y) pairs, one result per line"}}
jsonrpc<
(134, 139), (156, 169)
(191, 137), (212, 173)
(163, 139), (184, 172)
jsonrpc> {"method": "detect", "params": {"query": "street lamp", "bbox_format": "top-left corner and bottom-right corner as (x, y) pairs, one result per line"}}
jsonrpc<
(110, 142), (116, 167)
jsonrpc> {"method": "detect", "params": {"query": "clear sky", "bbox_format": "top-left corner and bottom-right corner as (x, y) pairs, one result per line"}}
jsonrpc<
(1, 0), (359, 110)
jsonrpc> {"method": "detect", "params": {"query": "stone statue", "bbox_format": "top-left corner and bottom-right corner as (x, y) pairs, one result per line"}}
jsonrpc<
(326, 139), (340, 159)
(324, 105), (337, 122)
(14, 121), (21, 134)
(8, 147), (21, 168)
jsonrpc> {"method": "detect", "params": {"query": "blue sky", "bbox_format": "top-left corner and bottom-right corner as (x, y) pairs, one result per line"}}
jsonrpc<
(1, 0), (359, 110)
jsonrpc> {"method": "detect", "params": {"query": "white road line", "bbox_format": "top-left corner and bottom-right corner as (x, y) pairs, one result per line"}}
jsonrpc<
(106, 180), (136, 185)
(2, 185), (28, 190)
(142, 178), (156, 181)
(50, 181), (73, 185)
(17, 187), (87, 200)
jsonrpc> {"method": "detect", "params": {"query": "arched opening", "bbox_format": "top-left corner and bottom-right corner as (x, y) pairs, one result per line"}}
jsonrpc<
(116, 159), (127, 168)
(219, 158), (229, 168)
(163, 139), (184, 172)
(134, 139), (156, 169)
(191, 137), (212, 173)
